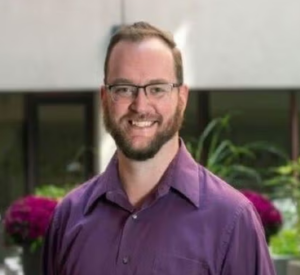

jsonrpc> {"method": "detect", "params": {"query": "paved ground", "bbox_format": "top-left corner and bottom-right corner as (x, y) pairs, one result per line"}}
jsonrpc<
(0, 257), (23, 275)
(0, 265), (5, 275)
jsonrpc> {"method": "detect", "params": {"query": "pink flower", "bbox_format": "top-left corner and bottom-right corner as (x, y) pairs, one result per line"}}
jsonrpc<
(241, 190), (282, 241)
(3, 195), (58, 246)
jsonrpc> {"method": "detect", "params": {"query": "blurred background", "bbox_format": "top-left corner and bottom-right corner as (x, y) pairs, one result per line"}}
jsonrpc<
(1, 0), (300, 274)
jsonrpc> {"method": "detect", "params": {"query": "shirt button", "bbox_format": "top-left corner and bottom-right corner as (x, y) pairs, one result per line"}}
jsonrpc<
(132, 214), (138, 220)
(122, 257), (130, 264)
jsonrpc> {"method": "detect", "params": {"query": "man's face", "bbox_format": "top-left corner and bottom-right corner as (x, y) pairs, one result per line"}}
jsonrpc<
(102, 38), (188, 161)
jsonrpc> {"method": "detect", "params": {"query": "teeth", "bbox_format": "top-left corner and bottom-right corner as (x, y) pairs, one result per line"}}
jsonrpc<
(131, 121), (153, 127)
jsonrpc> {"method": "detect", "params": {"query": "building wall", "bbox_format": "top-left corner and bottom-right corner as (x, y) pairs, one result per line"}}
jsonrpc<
(1, 0), (300, 90)
(126, 0), (300, 88)
(0, 0), (120, 90)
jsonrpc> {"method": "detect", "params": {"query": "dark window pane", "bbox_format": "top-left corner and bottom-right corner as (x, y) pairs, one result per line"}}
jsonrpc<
(0, 94), (25, 212)
(38, 105), (86, 187)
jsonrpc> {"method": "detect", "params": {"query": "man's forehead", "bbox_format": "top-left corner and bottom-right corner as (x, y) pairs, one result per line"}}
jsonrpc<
(107, 38), (176, 83)
(110, 38), (173, 59)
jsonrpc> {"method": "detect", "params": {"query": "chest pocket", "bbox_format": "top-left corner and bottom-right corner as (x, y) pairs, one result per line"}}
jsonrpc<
(153, 254), (210, 275)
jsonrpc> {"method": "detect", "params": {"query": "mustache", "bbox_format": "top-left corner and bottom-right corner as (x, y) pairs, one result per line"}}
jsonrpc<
(122, 112), (162, 122)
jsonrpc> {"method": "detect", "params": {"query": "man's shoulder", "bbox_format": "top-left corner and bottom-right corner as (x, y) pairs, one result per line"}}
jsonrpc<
(195, 166), (258, 242)
(53, 174), (104, 222)
(199, 166), (252, 215)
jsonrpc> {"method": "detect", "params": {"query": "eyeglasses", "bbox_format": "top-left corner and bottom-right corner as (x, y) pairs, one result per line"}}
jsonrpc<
(105, 83), (182, 103)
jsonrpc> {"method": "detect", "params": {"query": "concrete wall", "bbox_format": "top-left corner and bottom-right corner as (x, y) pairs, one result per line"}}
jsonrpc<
(126, 0), (300, 88)
(1, 0), (300, 90)
(0, 0), (120, 90)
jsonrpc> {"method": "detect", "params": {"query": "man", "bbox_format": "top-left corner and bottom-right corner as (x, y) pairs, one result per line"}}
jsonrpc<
(43, 22), (276, 275)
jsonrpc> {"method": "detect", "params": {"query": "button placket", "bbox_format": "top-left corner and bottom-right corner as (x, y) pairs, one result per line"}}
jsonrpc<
(117, 212), (141, 268)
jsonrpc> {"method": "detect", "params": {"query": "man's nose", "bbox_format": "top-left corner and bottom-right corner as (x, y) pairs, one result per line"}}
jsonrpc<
(129, 88), (151, 112)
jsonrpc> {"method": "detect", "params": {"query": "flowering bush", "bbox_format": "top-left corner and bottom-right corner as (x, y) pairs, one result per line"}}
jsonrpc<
(3, 195), (57, 248)
(241, 190), (283, 242)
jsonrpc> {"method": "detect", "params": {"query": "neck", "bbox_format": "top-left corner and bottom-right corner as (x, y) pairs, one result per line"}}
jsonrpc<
(117, 136), (180, 208)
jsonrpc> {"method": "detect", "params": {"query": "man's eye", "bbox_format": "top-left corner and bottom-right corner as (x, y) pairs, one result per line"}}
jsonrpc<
(113, 86), (133, 95)
(149, 85), (167, 94)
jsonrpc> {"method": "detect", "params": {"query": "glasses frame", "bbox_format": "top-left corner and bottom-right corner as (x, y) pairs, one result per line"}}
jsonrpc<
(105, 82), (182, 102)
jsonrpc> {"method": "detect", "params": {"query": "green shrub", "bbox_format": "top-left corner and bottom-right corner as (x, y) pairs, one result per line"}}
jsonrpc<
(270, 229), (300, 256)
(34, 185), (75, 200)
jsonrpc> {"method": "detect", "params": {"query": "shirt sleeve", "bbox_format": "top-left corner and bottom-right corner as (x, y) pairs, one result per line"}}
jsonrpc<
(42, 211), (61, 275)
(220, 202), (276, 275)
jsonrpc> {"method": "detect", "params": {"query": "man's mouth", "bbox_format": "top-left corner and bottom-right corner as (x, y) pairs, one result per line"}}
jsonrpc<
(129, 120), (157, 128)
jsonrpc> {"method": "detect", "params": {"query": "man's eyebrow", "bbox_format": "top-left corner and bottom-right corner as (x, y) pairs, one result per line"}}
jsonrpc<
(147, 79), (169, 84)
(109, 78), (133, 85)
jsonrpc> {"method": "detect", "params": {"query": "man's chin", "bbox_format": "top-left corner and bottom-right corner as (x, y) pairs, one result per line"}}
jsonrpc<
(119, 143), (158, 161)
(120, 149), (156, 161)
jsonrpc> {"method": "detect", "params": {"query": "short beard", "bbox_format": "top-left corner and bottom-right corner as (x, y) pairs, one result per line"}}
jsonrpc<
(103, 101), (184, 161)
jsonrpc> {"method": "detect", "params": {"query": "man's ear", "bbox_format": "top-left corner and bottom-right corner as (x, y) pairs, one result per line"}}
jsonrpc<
(100, 86), (109, 112)
(179, 84), (189, 112)
(100, 86), (106, 101)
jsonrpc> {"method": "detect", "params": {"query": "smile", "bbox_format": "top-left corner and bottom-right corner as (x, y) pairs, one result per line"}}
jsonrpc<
(129, 120), (156, 128)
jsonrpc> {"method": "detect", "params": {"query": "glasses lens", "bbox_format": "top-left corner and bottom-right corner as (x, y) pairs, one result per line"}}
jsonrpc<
(110, 85), (136, 101)
(146, 84), (171, 100)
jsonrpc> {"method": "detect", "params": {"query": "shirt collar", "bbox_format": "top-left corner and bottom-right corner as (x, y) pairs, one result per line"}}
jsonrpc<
(84, 153), (121, 215)
(84, 139), (201, 215)
(160, 140), (201, 208)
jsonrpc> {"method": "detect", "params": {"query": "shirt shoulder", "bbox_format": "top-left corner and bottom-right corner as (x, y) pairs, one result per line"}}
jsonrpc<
(51, 174), (105, 229)
(199, 166), (252, 215)
(198, 168), (267, 270)
(197, 166), (260, 245)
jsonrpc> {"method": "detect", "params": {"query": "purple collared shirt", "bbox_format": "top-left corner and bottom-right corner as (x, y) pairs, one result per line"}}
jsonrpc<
(43, 142), (276, 275)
